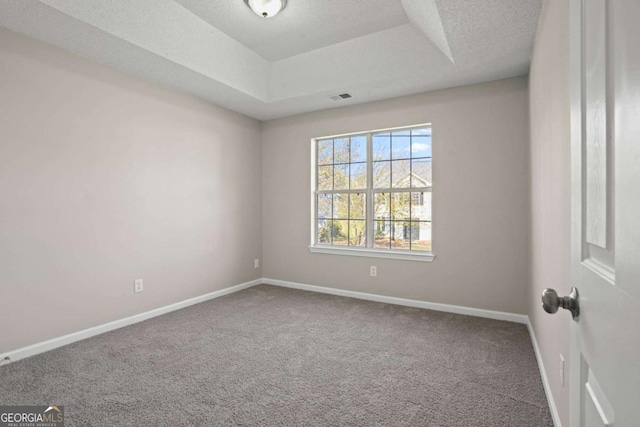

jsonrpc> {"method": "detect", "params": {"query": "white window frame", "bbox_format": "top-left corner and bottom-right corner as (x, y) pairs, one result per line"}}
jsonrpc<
(309, 123), (435, 262)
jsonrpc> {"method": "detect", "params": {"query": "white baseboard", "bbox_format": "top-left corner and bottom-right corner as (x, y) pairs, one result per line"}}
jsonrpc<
(0, 279), (262, 365)
(526, 319), (562, 427)
(262, 278), (528, 324)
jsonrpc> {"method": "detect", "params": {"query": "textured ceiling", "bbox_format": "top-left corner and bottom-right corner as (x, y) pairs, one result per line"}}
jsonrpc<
(174, 0), (411, 61)
(0, 0), (543, 120)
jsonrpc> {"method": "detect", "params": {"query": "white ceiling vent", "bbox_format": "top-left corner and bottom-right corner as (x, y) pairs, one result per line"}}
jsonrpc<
(329, 93), (352, 101)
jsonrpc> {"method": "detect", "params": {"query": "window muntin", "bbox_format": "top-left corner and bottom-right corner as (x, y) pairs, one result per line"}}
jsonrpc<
(313, 126), (432, 254)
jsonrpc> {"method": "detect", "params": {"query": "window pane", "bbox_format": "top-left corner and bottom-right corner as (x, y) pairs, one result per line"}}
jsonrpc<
(411, 192), (431, 221)
(372, 134), (391, 160)
(334, 164), (348, 190)
(391, 192), (411, 220)
(410, 222), (432, 252)
(333, 193), (349, 219)
(349, 193), (366, 220)
(411, 128), (431, 137)
(392, 137), (411, 159)
(374, 192), (390, 220)
(318, 139), (333, 165)
(334, 138), (349, 164)
(348, 220), (366, 246)
(408, 222), (420, 242)
(392, 129), (411, 137)
(390, 221), (411, 250)
(317, 194), (332, 219)
(374, 220), (391, 249)
(318, 220), (332, 244)
(391, 160), (410, 188)
(318, 165), (333, 190)
(350, 162), (367, 189)
(410, 191), (423, 208)
(412, 158), (432, 187)
(411, 136), (431, 158)
(332, 220), (348, 246)
(373, 161), (391, 188)
(350, 136), (367, 162)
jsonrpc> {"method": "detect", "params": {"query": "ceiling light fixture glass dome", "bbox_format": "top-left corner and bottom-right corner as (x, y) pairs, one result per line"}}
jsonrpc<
(244, 0), (287, 18)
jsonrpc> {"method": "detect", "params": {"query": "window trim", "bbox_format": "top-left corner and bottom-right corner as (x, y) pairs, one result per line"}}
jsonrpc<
(310, 123), (435, 262)
(308, 245), (435, 262)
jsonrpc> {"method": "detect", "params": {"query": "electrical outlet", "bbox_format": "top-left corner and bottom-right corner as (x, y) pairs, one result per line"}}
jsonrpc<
(254, 259), (260, 269)
(134, 278), (144, 294)
(370, 266), (377, 277)
(560, 354), (565, 387)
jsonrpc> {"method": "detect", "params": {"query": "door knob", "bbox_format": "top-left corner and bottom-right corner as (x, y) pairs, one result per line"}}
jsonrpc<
(541, 287), (579, 320)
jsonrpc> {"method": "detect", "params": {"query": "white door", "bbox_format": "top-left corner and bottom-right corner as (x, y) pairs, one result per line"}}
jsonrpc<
(567, 0), (640, 425)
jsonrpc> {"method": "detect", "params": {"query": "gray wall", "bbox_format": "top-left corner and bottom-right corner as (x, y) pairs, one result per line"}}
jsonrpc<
(262, 77), (530, 314)
(528, 0), (571, 425)
(0, 29), (262, 354)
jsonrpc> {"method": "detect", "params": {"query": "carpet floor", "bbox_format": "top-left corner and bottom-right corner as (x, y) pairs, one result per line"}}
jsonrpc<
(0, 285), (553, 426)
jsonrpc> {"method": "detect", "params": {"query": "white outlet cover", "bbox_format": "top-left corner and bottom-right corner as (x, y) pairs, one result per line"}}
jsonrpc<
(134, 279), (144, 293)
(370, 266), (377, 277)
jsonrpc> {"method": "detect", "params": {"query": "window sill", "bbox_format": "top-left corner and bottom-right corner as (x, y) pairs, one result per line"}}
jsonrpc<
(308, 245), (435, 262)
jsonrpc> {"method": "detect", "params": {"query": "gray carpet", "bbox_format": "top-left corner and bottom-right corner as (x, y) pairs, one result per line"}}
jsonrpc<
(0, 285), (553, 426)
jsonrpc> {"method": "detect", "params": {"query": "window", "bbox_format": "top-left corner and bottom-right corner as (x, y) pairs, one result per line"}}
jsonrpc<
(311, 125), (433, 261)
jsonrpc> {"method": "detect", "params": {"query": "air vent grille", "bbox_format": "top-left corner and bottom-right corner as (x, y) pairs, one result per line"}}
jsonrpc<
(329, 93), (352, 101)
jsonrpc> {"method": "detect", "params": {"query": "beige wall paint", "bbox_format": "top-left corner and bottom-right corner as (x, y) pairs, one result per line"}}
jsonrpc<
(0, 29), (262, 354)
(528, 0), (571, 425)
(262, 77), (530, 314)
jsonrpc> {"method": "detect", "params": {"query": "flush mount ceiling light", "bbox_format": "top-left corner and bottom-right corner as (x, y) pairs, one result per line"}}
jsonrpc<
(244, 0), (287, 18)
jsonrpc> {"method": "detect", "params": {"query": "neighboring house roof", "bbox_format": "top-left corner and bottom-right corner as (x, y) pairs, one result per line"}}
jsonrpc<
(393, 171), (431, 188)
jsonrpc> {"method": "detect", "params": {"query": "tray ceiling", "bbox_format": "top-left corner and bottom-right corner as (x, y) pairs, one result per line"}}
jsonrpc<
(0, 0), (542, 120)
